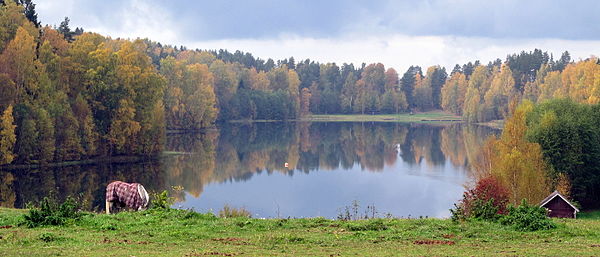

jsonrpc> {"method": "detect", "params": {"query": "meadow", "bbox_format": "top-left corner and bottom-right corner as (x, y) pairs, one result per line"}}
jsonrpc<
(1, 208), (600, 256)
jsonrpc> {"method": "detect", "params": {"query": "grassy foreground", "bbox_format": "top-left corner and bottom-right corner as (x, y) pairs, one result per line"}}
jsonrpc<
(303, 111), (462, 123)
(2, 208), (600, 256)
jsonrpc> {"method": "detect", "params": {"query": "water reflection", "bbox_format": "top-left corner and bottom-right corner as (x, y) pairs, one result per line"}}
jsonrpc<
(0, 161), (165, 211)
(1, 122), (497, 218)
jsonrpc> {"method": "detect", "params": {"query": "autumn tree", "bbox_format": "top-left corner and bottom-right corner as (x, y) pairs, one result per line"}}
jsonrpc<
(0, 105), (16, 164)
(441, 71), (467, 115)
(210, 59), (238, 111)
(412, 72), (432, 110)
(484, 64), (516, 120)
(355, 63), (385, 113)
(0, 0), (38, 51)
(54, 105), (82, 161)
(462, 86), (481, 123)
(161, 56), (218, 129)
(484, 100), (551, 204)
(72, 94), (97, 156)
(0, 74), (16, 110)
(537, 71), (562, 102)
(300, 87), (311, 117)
(108, 99), (140, 154)
(0, 26), (36, 101)
(34, 107), (55, 162)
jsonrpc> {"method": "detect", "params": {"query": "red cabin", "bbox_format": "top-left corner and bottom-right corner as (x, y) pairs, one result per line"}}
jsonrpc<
(539, 191), (579, 218)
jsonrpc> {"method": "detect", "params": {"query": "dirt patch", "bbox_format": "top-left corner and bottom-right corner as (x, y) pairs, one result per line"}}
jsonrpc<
(413, 239), (455, 245)
(202, 252), (238, 256)
(212, 237), (246, 242)
(0, 225), (12, 229)
(442, 234), (455, 239)
(212, 238), (250, 245)
(591, 244), (600, 247)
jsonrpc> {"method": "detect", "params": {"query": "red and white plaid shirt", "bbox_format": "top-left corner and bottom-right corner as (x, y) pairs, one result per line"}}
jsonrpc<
(106, 181), (148, 210)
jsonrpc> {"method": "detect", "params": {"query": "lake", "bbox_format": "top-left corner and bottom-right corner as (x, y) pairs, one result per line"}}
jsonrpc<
(0, 122), (497, 218)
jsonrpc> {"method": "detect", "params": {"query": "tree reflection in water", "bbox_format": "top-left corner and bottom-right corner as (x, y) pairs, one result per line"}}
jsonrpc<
(1, 122), (498, 213)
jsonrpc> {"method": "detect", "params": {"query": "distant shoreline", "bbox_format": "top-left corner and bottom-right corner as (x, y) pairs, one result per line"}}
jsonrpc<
(229, 111), (464, 123)
(0, 155), (162, 170)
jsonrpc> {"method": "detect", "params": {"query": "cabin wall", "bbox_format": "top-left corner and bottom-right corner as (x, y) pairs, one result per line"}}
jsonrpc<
(544, 197), (575, 218)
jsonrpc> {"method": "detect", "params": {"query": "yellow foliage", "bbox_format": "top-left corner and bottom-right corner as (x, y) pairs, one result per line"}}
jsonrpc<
(555, 173), (572, 200)
(0, 105), (16, 165)
(480, 100), (551, 204)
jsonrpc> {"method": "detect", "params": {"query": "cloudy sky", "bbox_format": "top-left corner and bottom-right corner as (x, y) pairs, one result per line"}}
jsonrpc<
(35, 0), (600, 72)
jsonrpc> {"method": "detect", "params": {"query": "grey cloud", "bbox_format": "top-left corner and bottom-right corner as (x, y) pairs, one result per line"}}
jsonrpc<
(37, 0), (600, 41)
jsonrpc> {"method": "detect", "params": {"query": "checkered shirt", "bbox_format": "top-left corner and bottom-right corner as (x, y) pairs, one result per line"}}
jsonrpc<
(106, 181), (147, 210)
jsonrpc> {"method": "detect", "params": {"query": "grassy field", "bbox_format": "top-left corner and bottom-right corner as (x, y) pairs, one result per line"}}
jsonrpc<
(302, 111), (462, 123)
(2, 208), (600, 256)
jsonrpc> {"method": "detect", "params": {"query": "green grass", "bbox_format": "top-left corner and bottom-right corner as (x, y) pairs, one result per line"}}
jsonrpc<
(303, 111), (462, 123)
(2, 208), (600, 256)
(579, 210), (600, 220)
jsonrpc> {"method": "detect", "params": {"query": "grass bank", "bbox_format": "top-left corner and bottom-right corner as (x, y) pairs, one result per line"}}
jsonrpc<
(2, 208), (600, 256)
(303, 111), (462, 123)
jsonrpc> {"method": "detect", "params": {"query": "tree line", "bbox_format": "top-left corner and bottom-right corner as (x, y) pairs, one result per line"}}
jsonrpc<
(1, 0), (599, 166)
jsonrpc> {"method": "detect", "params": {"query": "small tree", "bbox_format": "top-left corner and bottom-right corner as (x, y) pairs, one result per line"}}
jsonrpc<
(0, 105), (16, 165)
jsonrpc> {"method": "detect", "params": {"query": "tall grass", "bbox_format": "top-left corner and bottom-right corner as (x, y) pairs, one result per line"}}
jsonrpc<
(218, 204), (251, 218)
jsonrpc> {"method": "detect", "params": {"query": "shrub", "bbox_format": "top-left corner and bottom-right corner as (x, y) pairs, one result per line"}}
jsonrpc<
(39, 232), (62, 242)
(451, 176), (509, 221)
(218, 204), (251, 218)
(500, 199), (556, 231)
(21, 196), (82, 228)
(151, 190), (174, 210)
(469, 199), (501, 221)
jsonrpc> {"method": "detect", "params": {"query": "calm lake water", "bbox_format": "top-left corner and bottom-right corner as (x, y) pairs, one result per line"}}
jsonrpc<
(0, 122), (497, 218)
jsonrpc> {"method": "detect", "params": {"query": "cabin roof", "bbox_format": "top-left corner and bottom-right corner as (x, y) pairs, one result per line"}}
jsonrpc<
(539, 190), (580, 212)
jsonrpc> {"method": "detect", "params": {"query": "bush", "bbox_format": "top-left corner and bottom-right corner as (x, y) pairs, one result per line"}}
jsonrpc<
(151, 190), (174, 210)
(500, 199), (556, 231)
(218, 204), (251, 218)
(451, 176), (509, 221)
(21, 196), (82, 228)
(469, 199), (501, 221)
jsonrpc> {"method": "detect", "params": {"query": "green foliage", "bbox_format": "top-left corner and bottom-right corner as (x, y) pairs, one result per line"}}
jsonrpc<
(21, 196), (82, 228)
(218, 204), (252, 218)
(469, 199), (500, 221)
(499, 199), (556, 231)
(150, 190), (174, 210)
(527, 99), (600, 208)
(579, 210), (600, 220)
(38, 232), (63, 242)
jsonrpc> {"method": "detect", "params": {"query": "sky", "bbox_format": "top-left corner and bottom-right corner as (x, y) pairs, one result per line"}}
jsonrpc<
(35, 0), (600, 72)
